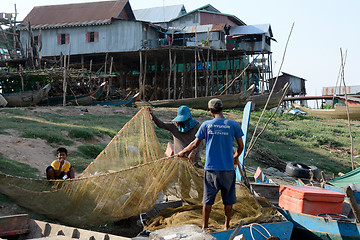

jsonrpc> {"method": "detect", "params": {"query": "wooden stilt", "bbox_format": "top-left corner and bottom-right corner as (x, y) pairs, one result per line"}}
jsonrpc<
(225, 53), (229, 94)
(63, 55), (67, 106)
(143, 53), (147, 100)
(173, 51), (177, 100)
(139, 51), (143, 100)
(194, 47), (198, 98)
(182, 53), (186, 99)
(168, 49), (172, 100)
(211, 51), (214, 96)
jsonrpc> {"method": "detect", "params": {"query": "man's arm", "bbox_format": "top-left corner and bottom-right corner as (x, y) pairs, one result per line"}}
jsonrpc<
(233, 137), (244, 160)
(148, 108), (170, 130)
(178, 138), (202, 158)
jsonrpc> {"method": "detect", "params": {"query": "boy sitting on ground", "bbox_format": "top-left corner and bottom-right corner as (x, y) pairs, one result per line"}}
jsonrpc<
(46, 147), (75, 180)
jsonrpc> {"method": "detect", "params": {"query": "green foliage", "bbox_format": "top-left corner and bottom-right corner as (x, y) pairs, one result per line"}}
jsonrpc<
(77, 144), (107, 159)
(314, 135), (343, 147)
(277, 127), (312, 139)
(21, 128), (73, 145)
(69, 128), (94, 141)
(0, 154), (39, 178)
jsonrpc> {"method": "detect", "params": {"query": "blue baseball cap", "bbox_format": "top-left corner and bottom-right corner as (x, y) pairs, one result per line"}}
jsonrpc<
(172, 105), (191, 122)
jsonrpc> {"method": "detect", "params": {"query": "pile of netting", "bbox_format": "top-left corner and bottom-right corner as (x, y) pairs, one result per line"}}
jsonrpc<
(0, 107), (280, 229)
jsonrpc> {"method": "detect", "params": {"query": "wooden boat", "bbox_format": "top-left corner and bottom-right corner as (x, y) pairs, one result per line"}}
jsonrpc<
(322, 167), (360, 204)
(0, 214), (129, 240)
(0, 94), (7, 107)
(278, 208), (360, 240)
(211, 221), (293, 240)
(1, 84), (51, 107)
(38, 82), (106, 106)
(296, 104), (360, 120)
(93, 92), (140, 107)
(248, 82), (289, 110)
(251, 183), (360, 240)
(136, 85), (255, 109)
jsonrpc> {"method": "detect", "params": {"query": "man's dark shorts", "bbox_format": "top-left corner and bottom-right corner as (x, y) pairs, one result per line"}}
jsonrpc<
(203, 170), (236, 205)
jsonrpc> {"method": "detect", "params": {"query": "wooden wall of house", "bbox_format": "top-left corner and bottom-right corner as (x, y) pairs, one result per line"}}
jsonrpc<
(200, 12), (241, 26)
(19, 20), (159, 57)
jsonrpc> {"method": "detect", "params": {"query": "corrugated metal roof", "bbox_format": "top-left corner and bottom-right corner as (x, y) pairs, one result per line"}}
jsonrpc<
(167, 24), (225, 34)
(133, 4), (186, 23)
(19, 0), (133, 29)
(169, 4), (245, 26)
(229, 24), (273, 37)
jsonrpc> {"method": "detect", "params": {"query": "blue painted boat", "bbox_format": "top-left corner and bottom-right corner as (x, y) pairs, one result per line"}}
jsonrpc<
(278, 208), (360, 240)
(323, 183), (360, 205)
(211, 221), (293, 240)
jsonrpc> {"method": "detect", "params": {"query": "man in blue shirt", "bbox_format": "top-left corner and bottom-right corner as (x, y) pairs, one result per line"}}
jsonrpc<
(179, 98), (244, 230)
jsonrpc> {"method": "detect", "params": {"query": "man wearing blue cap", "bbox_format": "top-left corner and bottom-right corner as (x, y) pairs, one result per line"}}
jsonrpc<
(178, 98), (244, 230)
(149, 105), (202, 166)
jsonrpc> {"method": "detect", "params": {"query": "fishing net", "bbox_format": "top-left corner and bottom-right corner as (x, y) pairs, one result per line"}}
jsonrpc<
(0, 108), (203, 227)
(0, 107), (279, 229)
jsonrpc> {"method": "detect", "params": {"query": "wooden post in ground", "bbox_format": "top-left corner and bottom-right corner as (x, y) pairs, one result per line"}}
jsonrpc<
(210, 51), (214, 96)
(173, 51), (177, 100)
(190, 63), (194, 98)
(226, 53), (229, 94)
(182, 53), (186, 99)
(139, 51), (143, 100)
(62, 55), (67, 106)
(168, 49), (172, 99)
(143, 53), (147, 100)
(216, 53), (219, 93)
(205, 48), (210, 96)
(154, 59), (158, 100)
(81, 55), (84, 71)
(194, 47), (198, 98)
(106, 56), (113, 98)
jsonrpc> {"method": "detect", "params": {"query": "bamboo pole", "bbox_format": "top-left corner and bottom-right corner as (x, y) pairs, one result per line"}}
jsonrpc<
(340, 48), (354, 170)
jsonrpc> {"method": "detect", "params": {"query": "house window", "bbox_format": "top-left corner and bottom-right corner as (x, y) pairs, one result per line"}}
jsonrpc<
(86, 32), (99, 43)
(34, 36), (39, 45)
(61, 34), (66, 44)
(89, 32), (95, 42)
(57, 34), (70, 45)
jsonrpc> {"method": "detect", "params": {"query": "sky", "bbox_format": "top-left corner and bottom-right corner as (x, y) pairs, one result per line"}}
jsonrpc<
(3, 0), (360, 97)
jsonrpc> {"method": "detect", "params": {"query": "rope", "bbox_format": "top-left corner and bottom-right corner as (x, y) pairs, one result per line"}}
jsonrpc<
(249, 223), (271, 240)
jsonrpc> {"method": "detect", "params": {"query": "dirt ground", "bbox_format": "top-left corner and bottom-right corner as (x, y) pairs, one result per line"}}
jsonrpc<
(0, 105), (143, 176)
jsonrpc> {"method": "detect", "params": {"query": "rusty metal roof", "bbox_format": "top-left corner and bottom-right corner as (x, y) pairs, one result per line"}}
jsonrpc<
(19, 0), (134, 29)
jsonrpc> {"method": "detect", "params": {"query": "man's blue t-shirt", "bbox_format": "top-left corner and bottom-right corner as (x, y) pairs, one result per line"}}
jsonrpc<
(195, 118), (244, 171)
